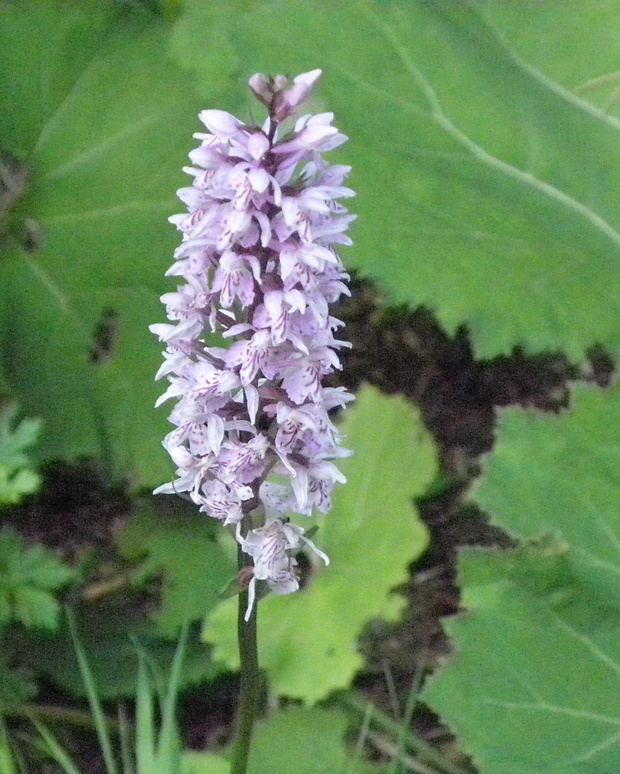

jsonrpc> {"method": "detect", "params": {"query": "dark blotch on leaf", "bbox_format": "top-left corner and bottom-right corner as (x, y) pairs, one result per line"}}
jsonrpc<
(89, 308), (120, 364)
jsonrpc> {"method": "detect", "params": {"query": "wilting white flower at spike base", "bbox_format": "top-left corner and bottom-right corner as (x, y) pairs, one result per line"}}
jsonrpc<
(237, 518), (330, 620)
(151, 69), (354, 618)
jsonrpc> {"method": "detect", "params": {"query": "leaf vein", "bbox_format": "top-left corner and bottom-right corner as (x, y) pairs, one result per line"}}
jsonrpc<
(39, 114), (163, 183)
(43, 200), (174, 224)
(362, 6), (620, 252)
(483, 698), (620, 727)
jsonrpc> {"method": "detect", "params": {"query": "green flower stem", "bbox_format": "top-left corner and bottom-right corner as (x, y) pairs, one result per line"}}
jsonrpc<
(230, 540), (260, 774)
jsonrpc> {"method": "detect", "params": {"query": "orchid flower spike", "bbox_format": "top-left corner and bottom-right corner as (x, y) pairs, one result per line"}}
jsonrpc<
(151, 69), (355, 619)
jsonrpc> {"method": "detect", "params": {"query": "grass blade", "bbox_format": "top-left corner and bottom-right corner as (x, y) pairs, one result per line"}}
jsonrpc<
(118, 703), (135, 774)
(65, 606), (119, 774)
(0, 718), (19, 774)
(135, 649), (156, 774)
(25, 715), (82, 774)
(156, 617), (190, 771)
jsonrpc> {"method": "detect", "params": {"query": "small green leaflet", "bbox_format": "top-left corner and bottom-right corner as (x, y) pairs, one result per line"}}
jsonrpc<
(0, 527), (74, 629)
(0, 404), (41, 505)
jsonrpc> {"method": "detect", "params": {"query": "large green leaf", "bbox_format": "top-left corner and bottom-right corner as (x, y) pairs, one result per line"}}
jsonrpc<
(248, 706), (384, 774)
(118, 500), (236, 637)
(477, 0), (620, 116)
(475, 383), (620, 607)
(6, 0), (616, 483)
(172, 0), (620, 359)
(0, 1), (235, 485)
(423, 384), (620, 772)
(182, 752), (230, 774)
(204, 386), (435, 702)
(425, 544), (620, 774)
(183, 707), (384, 773)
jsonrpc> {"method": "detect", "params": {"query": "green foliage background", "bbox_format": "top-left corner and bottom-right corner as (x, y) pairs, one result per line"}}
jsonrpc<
(1, 0), (620, 771)
(205, 387), (434, 703)
(425, 383), (620, 772)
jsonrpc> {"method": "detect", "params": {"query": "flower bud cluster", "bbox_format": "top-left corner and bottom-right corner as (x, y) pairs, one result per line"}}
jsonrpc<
(151, 70), (354, 615)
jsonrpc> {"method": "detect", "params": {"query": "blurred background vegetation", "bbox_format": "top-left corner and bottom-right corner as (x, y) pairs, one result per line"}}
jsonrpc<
(1, 1), (620, 772)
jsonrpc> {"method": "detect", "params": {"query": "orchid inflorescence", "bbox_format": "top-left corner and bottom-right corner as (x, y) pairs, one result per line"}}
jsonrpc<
(150, 69), (354, 618)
